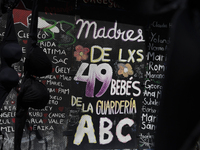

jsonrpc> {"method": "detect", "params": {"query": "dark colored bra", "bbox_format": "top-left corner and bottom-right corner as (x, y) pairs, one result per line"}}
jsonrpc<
(0, 9), (22, 90)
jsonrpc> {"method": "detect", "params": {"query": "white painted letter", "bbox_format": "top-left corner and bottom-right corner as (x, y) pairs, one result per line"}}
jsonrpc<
(99, 117), (113, 145)
(116, 118), (134, 143)
(73, 115), (97, 145)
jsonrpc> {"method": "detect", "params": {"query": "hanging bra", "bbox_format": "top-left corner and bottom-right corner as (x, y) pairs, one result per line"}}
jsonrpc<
(18, 0), (51, 109)
(0, 7), (22, 109)
(0, 7), (22, 94)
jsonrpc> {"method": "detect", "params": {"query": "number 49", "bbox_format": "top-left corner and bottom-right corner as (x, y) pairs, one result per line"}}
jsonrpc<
(74, 63), (113, 97)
